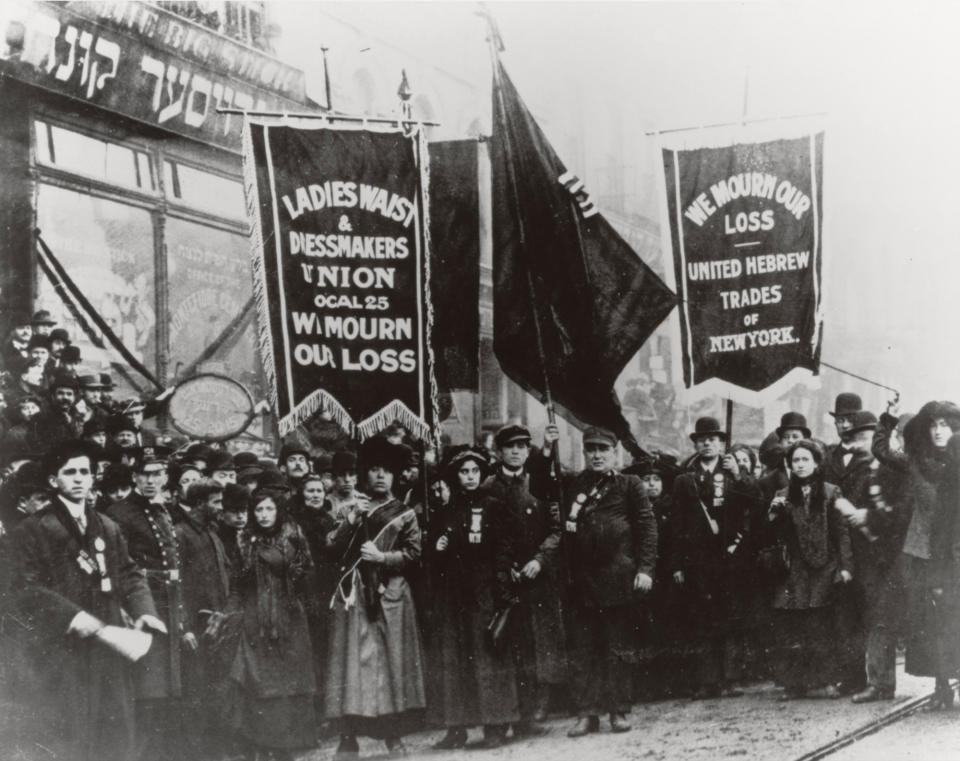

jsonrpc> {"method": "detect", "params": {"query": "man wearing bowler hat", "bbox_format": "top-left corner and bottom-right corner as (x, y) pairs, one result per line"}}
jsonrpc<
(759, 412), (812, 505)
(564, 426), (656, 737)
(31, 309), (57, 337)
(483, 422), (567, 734)
(669, 417), (760, 699)
(829, 392), (864, 443)
(824, 410), (899, 700)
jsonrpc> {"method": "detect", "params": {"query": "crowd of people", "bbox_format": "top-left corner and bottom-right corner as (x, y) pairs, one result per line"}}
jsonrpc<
(1, 311), (959, 761)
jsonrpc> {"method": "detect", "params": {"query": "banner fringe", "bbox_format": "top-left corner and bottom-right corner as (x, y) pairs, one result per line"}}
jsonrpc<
(357, 400), (433, 442)
(278, 388), (355, 438)
(416, 129), (442, 453)
(241, 122), (281, 420)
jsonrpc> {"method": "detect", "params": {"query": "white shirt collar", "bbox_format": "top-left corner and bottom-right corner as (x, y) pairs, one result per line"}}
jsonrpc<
(58, 495), (85, 522)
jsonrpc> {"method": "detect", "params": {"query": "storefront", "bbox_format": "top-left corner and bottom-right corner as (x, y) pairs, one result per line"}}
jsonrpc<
(0, 1), (318, 446)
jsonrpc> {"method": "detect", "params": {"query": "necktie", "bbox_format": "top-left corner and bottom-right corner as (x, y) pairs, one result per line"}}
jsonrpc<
(76, 511), (87, 535)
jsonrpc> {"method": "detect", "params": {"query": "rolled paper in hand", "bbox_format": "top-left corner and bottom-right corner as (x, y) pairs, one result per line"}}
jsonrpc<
(95, 625), (153, 662)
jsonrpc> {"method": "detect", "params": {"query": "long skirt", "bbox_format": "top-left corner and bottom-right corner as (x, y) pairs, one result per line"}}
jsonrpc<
(325, 574), (426, 737)
(901, 554), (960, 678)
(773, 607), (840, 691)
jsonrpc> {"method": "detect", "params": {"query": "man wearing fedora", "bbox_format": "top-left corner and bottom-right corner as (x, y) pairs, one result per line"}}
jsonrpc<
(564, 426), (656, 737)
(669, 416), (761, 699)
(482, 423), (567, 735)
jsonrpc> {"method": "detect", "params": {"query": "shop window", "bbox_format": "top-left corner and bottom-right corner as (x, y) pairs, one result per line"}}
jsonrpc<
(33, 119), (154, 191)
(166, 216), (253, 378)
(163, 160), (245, 219)
(34, 184), (157, 398)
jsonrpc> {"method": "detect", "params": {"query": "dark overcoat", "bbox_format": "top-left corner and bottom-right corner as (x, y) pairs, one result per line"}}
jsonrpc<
(13, 502), (156, 761)
(564, 471), (658, 610)
(770, 482), (854, 610)
(482, 469), (568, 682)
(106, 493), (185, 699)
(428, 488), (520, 727)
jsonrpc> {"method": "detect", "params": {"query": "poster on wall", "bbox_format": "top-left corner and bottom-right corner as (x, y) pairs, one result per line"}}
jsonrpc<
(242, 121), (437, 440)
(662, 131), (824, 403)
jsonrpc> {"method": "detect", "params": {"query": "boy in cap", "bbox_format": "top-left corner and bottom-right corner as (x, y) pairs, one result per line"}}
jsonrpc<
(11, 439), (158, 761)
(564, 427), (656, 737)
(669, 416), (761, 699)
(482, 422), (568, 733)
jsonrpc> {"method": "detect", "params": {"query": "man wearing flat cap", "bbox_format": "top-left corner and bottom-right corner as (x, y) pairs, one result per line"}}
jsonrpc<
(106, 446), (187, 759)
(669, 416), (760, 699)
(564, 426), (657, 737)
(482, 422), (567, 733)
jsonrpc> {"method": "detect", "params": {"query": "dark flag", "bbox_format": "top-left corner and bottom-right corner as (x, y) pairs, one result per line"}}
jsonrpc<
(663, 134), (824, 397)
(428, 140), (480, 392)
(490, 61), (677, 449)
(243, 122), (436, 440)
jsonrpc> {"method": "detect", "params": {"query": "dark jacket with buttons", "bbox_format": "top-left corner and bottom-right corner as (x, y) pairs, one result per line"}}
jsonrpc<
(106, 492), (185, 699)
(563, 471), (657, 609)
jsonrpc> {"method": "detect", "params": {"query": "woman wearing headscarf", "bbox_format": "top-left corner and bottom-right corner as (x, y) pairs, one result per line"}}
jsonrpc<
(324, 436), (426, 759)
(873, 400), (960, 708)
(227, 487), (317, 760)
(429, 445), (520, 749)
(768, 440), (854, 699)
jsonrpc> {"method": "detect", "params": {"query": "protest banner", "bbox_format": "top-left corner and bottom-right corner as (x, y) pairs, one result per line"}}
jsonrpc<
(242, 122), (437, 439)
(662, 131), (824, 402)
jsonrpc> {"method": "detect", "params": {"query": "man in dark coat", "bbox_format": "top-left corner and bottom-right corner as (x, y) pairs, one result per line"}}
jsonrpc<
(821, 409), (877, 696)
(37, 374), (83, 446)
(482, 423), (567, 732)
(564, 427), (657, 738)
(175, 478), (232, 757)
(669, 416), (760, 699)
(11, 440), (159, 761)
(834, 410), (911, 701)
(106, 447), (186, 761)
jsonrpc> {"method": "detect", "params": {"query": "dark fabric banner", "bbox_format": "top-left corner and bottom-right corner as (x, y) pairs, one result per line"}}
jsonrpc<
(243, 123), (435, 440)
(663, 135), (824, 393)
(428, 140), (480, 392)
(491, 61), (677, 452)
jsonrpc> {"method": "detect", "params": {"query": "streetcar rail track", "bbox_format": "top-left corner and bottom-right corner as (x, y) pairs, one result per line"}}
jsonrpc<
(793, 679), (959, 761)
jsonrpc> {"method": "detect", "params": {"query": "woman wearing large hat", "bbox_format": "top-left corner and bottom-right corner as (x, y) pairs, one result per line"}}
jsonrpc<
(874, 400), (960, 708)
(324, 436), (426, 758)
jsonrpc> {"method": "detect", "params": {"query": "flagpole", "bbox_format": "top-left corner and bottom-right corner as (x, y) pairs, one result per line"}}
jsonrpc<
(481, 8), (557, 429)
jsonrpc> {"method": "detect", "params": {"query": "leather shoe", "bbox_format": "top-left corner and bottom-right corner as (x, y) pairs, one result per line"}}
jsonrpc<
(851, 686), (894, 703)
(433, 728), (468, 750)
(609, 713), (631, 733)
(567, 716), (600, 738)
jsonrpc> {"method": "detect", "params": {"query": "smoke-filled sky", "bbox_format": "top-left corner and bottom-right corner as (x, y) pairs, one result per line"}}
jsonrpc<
(275, 1), (960, 411)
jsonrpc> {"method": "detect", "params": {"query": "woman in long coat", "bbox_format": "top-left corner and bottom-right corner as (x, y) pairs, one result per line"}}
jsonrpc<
(429, 446), (520, 749)
(768, 440), (854, 699)
(874, 400), (960, 707)
(227, 487), (317, 759)
(325, 437), (426, 758)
